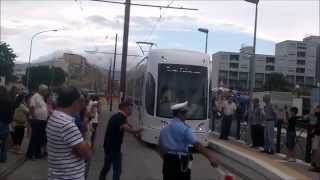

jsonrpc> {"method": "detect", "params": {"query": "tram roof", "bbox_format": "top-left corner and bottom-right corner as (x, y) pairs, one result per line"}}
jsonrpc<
(146, 48), (210, 66)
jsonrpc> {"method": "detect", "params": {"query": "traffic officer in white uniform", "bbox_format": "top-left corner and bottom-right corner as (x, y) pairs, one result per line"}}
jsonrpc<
(159, 101), (218, 180)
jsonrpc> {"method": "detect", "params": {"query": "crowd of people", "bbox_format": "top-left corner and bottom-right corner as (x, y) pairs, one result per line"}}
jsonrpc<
(1, 83), (320, 179)
(212, 90), (320, 171)
(0, 84), (100, 163)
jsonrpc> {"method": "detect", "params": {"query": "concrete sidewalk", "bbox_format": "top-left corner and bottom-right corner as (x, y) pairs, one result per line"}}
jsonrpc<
(0, 135), (29, 179)
(208, 135), (320, 180)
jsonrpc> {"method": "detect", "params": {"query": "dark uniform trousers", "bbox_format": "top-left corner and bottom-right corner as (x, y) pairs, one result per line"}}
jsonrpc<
(163, 154), (190, 180)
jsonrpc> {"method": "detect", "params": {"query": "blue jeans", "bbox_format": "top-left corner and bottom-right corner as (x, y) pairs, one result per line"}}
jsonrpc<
(0, 133), (8, 162)
(220, 115), (233, 139)
(0, 122), (9, 162)
(99, 152), (122, 180)
(264, 121), (275, 152)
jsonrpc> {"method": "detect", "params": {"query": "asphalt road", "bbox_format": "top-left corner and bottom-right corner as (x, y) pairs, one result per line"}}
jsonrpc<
(88, 112), (222, 180)
(6, 111), (223, 180)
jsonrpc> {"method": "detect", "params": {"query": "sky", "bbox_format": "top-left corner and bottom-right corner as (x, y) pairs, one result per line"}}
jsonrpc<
(1, 0), (319, 69)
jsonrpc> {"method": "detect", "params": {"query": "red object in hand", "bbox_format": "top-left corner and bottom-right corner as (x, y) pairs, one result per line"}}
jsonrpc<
(224, 175), (233, 180)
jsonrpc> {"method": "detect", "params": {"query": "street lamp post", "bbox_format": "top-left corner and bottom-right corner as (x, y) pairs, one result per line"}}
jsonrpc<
(198, 28), (209, 54)
(110, 34), (118, 112)
(26, 29), (59, 90)
(244, 0), (259, 97)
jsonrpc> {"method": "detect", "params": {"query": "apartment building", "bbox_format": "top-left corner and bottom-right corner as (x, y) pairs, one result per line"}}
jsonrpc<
(275, 36), (320, 86)
(212, 46), (275, 90)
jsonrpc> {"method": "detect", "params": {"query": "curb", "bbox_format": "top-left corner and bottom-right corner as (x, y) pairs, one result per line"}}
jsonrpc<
(208, 140), (296, 180)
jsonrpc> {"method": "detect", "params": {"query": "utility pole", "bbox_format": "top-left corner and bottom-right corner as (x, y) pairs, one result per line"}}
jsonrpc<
(120, 0), (131, 103)
(107, 59), (112, 104)
(244, 0), (259, 97)
(110, 34), (117, 112)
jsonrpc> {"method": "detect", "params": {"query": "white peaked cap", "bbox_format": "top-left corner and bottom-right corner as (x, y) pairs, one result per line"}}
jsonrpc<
(170, 101), (188, 111)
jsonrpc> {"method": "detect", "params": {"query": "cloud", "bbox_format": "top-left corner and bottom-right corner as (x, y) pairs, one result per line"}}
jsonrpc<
(86, 15), (123, 29)
(2, 0), (319, 64)
(1, 26), (21, 37)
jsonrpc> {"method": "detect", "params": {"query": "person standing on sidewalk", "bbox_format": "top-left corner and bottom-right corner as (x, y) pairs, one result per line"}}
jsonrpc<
(159, 101), (218, 180)
(262, 95), (277, 154)
(26, 84), (49, 159)
(283, 107), (298, 162)
(12, 93), (29, 154)
(309, 105), (320, 172)
(220, 96), (237, 140)
(248, 98), (264, 148)
(0, 86), (14, 163)
(99, 99), (142, 180)
(89, 98), (99, 146)
(47, 86), (91, 180)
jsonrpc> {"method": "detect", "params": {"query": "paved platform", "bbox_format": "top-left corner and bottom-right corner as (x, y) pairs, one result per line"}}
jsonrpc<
(208, 135), (320, 180)
(0, 132), (29, 179)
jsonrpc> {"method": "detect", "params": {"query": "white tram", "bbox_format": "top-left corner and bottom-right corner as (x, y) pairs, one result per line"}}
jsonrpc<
(127, 49), (210, 146)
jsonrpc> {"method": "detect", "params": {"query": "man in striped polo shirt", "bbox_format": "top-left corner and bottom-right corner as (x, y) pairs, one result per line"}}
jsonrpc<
(46, 86), (92, 180)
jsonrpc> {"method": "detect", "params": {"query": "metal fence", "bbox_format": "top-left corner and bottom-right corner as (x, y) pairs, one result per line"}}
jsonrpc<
(211, 115), (313, 162)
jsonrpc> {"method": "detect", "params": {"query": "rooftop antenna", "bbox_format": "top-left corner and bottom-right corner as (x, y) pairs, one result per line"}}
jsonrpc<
(136, 41), (157, 55)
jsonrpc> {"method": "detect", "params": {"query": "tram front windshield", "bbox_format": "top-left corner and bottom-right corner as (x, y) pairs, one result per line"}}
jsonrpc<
(157, 64), (208, 120)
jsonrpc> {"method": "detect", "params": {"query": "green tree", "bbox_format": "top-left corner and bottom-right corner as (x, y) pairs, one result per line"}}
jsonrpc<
(265, 73), (291, 92)
(24, 66), (67, 90)
(0, 42), (16, 81)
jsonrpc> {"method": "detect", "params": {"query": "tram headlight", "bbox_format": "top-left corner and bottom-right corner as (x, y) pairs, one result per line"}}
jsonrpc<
(196, 122), (205, 131)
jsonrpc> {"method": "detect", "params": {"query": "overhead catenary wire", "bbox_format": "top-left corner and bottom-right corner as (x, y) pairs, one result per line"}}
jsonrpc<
(90, 0), (198, 11)
(143, 0), (175, 42)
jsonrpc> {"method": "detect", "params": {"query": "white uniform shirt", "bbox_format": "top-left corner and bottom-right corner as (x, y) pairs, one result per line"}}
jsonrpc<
(222, 101), (237, 116)
(30, 93), (48, 121)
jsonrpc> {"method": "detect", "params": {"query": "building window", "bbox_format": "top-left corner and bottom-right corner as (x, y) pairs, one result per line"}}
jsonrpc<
(305, 77), (314, 85)
(296, 68), (305, 73)
(297, 60), (306, 65)
(296, 76), (304, 84)
(265, 74), (271, 81)
(297, 43), (306, 49)
(229, 54), (239, 61)
(297, 51), (306, 58)
(222, 55), (229, 60)
(239, 80), (247, 90)
(229, 71), (238, 80)
(265, 65), (275, 71)
(229, 63), (239, 69)
(145, 73), (155, 115)
(239, 72), (248, 80)
(255, 73), (264, 81)
(255, 81), (264, 89)
(219, 70), (228, 78)
(266, 57), (275, 63)
(229, 80), (238, 88)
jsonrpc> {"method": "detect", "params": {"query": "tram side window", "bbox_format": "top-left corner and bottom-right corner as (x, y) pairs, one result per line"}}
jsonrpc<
(145, 73), (155, 115)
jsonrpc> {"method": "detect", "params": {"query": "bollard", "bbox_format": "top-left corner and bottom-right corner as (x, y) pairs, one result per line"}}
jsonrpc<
(276, 119), (282, 153)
